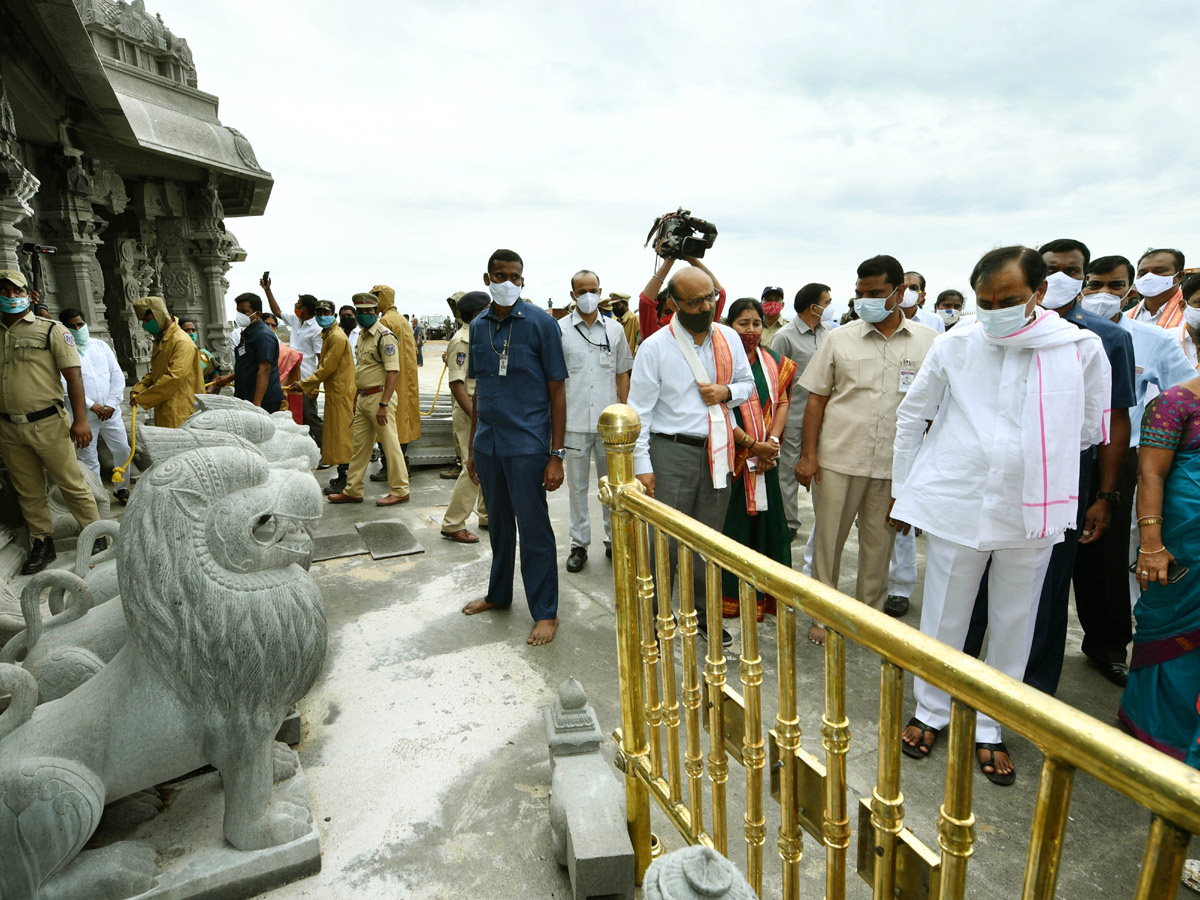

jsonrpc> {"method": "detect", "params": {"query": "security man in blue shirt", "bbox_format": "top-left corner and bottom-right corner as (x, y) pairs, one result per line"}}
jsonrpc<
(214, 292), (283, 410)
(462, 249), (569, 646)
(964, 238), (1136, 695)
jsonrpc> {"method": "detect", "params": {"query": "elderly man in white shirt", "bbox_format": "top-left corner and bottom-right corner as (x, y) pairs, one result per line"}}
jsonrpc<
(628, 265), (756, 646)
(560, 269), (634, 572)
(58, 308), (132, 502)
(262, 275), (324, 446)
(890, 246), (1111, 786)
(902, 271), (945, 334)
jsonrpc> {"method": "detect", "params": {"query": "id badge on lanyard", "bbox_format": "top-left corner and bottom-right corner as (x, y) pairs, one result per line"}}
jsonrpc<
(899, 357), (916, 393)
(498, 352), (508, 377)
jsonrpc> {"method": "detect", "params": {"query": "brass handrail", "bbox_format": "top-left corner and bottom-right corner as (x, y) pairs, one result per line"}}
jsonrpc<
(598, 404), (1200, 898)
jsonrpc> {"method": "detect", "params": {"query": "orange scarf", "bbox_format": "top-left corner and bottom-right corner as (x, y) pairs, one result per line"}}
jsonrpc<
(1126, 288), (1184, 329)
(733, 351), (796, 514)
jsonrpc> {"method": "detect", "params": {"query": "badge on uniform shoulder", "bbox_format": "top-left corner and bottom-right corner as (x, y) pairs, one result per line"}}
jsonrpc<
(63, 331), (75, 346)
(384, 343), (396, 356)
(456, 351), (466, 365)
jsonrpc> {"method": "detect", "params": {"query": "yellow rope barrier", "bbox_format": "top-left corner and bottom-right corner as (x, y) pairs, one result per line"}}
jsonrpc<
(420, 364), (448, 417)
(111, 402), (136, 484)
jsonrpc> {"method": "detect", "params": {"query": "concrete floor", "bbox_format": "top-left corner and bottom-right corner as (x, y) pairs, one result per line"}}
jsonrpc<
(252, 349), (1190, 899)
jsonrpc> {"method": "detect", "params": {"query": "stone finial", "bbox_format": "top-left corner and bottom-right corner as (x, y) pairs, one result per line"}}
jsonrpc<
(643, 846), (757, 900)
(546, 676), (602, 757)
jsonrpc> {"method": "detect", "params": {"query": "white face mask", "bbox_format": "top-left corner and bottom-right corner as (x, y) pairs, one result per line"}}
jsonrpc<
(1040, 272), (1083, 310)
(488, 280), (521, 308)
(900, 288), (920, 309)
(1134, 271), (1177, 298)
(1184, 304), (1200, 329)
(574, 291), (600, 315)
(937, 307), (962, 325)
(1080, 292), (1124, 321)
(234, 312), (251, 328)
(977, 293), (1036, 338)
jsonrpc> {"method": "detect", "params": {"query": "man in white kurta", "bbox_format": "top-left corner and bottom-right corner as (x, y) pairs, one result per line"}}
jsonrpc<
(889, 247), (1111, 784)
(58, 309), (131, 497)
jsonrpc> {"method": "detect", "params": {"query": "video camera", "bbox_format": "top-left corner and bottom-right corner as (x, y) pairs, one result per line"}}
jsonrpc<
(20, 243), (57, 293)
(645, 208), (718, 260)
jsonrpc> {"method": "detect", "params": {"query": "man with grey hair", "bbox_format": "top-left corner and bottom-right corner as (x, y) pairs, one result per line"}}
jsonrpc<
(559, 269), (634, 572)
(627, 262), (755, 646)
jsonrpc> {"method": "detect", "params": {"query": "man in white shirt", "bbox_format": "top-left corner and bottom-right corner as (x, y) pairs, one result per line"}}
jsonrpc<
(892, 246), (1111, 785)
(628, 264), (756, 646)
(768, 282), (830, 539)
(58, 308), (132, 503)
(1126, 248), (1187, 329)
(1075, 255), (1195, 681)
(560, 270), (634, 573)
(795, 256), (937, 645)
(902, 271), (945, 334)
(933, 290), (966, 330)
(262, 276), (324, 447)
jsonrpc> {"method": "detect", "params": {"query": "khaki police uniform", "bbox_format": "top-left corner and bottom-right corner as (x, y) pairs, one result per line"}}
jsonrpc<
(0, 311), (100, 539)
(345, 321), (410, 499)
(299, 324), (355, 466)
(441, 324), (487, 532)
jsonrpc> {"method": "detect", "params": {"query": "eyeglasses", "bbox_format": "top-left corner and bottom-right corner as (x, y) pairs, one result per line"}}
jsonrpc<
(674, 291), (717, 311)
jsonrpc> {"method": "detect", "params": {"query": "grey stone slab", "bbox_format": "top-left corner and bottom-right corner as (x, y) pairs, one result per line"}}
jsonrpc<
(312, 532), (368, 562)
(355, 520), (424, 559)
(87, 764), (320, 900)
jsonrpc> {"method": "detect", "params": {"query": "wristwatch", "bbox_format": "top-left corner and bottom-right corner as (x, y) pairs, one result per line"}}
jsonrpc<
(768, 435), (780, 445)
(550, 448), (566, 460)
(1096, 491), (1121, 505)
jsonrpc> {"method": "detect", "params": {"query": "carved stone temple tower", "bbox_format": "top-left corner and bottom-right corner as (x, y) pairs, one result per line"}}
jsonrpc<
(0, 0), (272, 380)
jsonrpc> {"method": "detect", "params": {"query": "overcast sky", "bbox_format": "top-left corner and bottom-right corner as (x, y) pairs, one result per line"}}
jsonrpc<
(157, 0), (1200, 320)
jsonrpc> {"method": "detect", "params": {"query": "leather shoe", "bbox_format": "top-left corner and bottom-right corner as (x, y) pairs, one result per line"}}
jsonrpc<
(566, 546), (587, 572)
(21, 537), (56, 575)
(369, 468), (389, 482)
(441, 528), (479, 544)
(440, 464), (462, 480)
(92, 536), (109, 554)
(1088, 657), (1129, 687)
(605, 541), (612, 559)
(376, 493), (410, 506)
(884, 595), (910, 617)
(114, 488), (130, 505)
(327, 492), (363, 504)
(323, 477), (346, 496)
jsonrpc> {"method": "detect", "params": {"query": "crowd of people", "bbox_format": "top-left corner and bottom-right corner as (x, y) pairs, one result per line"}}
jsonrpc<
(2, 233), (1199, 788)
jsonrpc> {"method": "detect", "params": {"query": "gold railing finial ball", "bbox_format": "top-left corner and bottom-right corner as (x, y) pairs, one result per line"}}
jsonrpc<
(598, 403), (642, 448)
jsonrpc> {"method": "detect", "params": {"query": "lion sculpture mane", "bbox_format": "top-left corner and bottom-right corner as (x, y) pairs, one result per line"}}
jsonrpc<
(0, 445), (326, 900)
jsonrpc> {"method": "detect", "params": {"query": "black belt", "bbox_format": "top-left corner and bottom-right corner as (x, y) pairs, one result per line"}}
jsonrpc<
(653, 431), (708, 449)
(0, 403), (61, 424)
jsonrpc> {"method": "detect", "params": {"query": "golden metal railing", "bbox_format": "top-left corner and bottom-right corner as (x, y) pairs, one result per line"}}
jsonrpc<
(597, 404), (1200, 899)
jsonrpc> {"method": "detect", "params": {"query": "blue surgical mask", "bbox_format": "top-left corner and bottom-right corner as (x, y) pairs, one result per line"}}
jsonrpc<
(977, 294), (1036, 338)
(0, 296), (29, 314)
(855, 288), (898, 324)
(69, 324), (90, 350)
(316, 314), (336, 329)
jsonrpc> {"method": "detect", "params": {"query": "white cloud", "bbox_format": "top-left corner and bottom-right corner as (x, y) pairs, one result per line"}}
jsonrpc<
(157, 0), (1200, 318)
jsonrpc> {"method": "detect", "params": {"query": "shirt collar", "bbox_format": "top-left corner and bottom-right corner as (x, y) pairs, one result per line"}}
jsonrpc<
(1, 310), (37, 330)
(865, 313), (914, 338)
(484, 302), (525, 322)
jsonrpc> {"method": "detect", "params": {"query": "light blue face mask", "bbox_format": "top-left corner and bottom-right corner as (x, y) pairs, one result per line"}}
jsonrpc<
(0, 296), (30, 314)
(855, 288), (898, 324)
(316, 314), (336, 329)
(976, 294), (1036, 338)
(69, 323), (90, 351)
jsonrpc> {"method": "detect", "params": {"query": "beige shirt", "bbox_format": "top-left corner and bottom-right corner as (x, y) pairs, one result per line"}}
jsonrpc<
(761, 316), (788, 350)
(354, 321), (400, 389)
(0, 311), (81, 414)
(798, 316), (937, 479)
(444, 324), (475, 401)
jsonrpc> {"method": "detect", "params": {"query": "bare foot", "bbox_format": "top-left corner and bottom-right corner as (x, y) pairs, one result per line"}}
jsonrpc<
(462, 598), (503, 615)
(808, 624), (826, 646)
(528, 618), (557, 645)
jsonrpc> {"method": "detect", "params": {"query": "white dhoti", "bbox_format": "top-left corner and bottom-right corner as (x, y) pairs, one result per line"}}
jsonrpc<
(913, 533), (1053, 744)
(888, 529), (918, 599)
(75, 410), (132, 482)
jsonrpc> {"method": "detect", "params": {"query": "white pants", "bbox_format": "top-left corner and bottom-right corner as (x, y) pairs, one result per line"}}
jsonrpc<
(888, 529), (918, 598)
(565, 430), (611, 550)
(802, 527), (815, 576)
(913, 534), (1053, 744)
(75, 410), (132, 482)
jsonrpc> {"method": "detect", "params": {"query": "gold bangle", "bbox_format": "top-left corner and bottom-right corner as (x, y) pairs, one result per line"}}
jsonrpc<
(1137, 516), (1164, 526)
(1138, 545), (1166, 555)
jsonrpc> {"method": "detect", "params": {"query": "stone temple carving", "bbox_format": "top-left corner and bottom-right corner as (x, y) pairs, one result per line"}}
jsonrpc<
(0, 443), (326, 899)
(642, 846), (757, 900)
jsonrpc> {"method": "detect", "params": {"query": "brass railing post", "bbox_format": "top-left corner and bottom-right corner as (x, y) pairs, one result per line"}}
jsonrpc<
(706, 559), (730, 855)
(599, 405), (653, 883)
(739, 578), (766, 893)
(937, 700), (977, 899)
(678, 547), (706, 836)
(872, 661), (906, 899)
(822, 629), (851, 900)
(1021, 755), (1075, 900)
(1133, 815), (1191, 900)
(776, 598), (803, 899)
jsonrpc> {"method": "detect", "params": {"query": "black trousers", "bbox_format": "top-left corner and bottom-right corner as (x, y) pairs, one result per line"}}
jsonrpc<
(964, 449), (1090, 694)
(302, 392), (323, 449)
(1072, 448), (1136, 664)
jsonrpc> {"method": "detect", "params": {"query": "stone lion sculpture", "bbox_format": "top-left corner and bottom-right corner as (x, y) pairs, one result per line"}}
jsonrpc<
(0, 445), (326, 900)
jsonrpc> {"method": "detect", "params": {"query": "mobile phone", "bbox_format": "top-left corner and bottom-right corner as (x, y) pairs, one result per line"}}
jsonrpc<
(1129, 560), (1190, 583)
(262, 270), (270, 284)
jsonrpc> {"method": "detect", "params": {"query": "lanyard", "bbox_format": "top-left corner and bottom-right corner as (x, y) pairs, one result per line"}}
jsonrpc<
(573, 318), (610, 353)
(489, 315), (516, 359)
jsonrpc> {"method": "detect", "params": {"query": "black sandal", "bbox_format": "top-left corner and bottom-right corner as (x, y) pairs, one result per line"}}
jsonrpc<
(976, 741), (1016, 786)
(901, 717), (939, 759)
